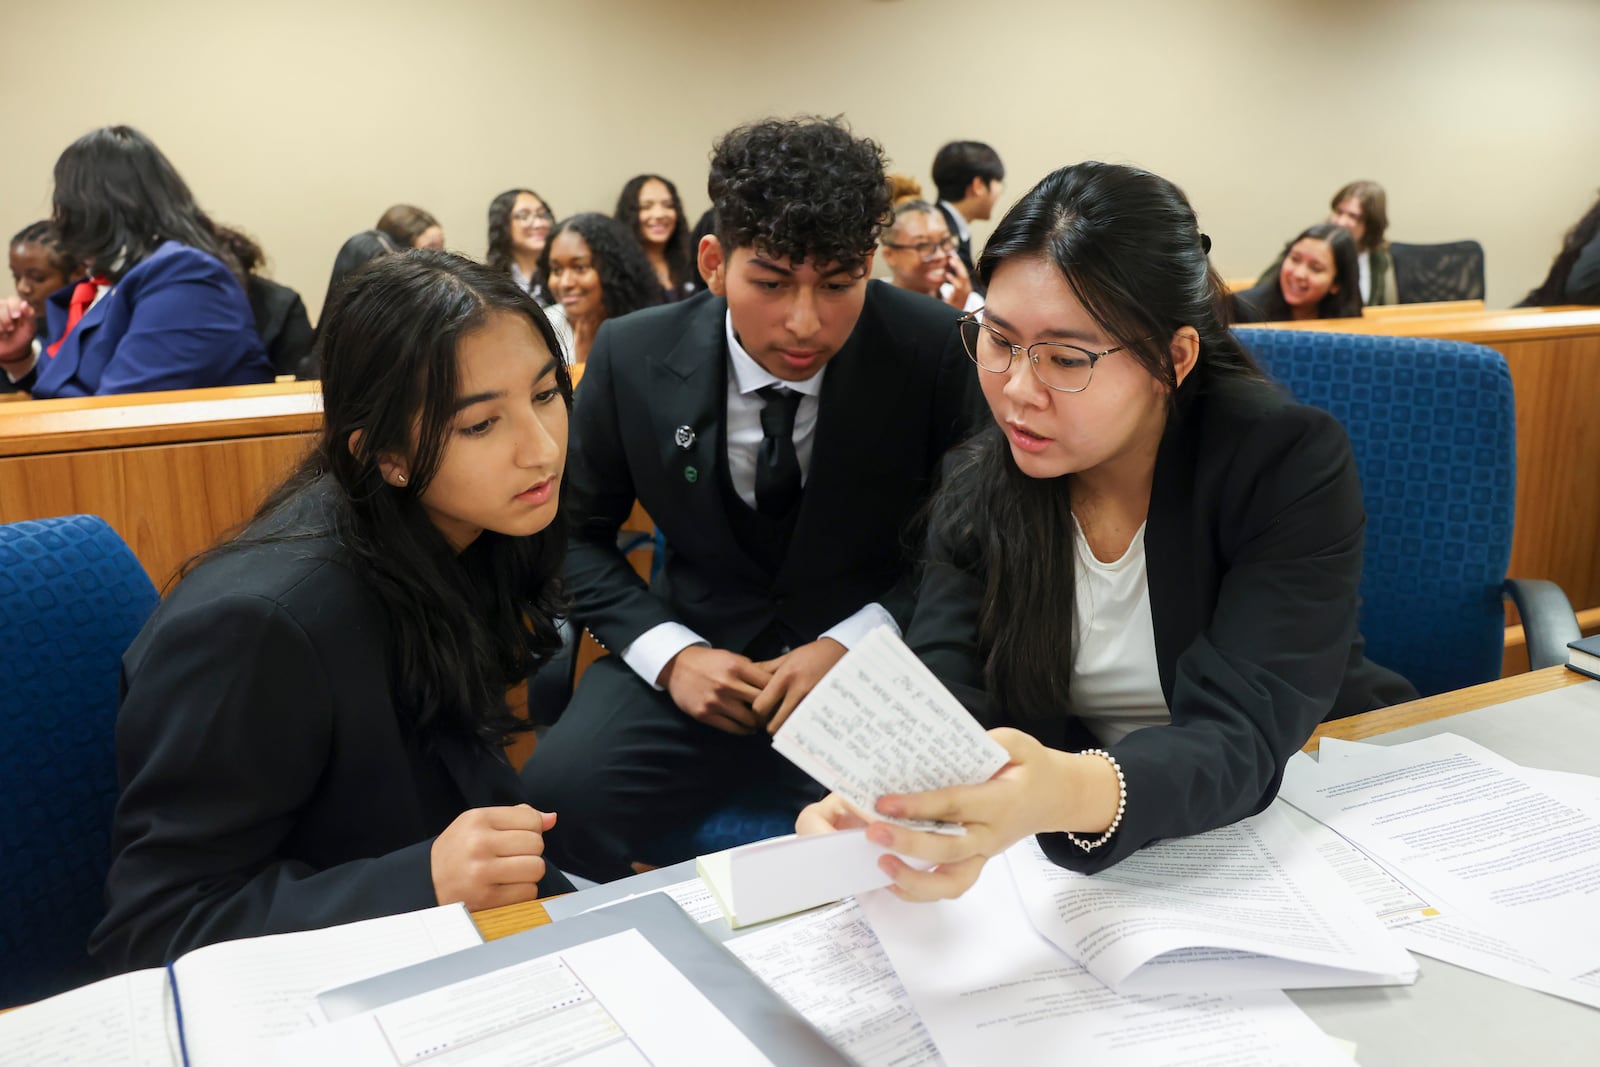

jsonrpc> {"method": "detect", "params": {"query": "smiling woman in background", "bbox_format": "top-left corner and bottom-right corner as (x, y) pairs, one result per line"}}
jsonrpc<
(538, 212), (663, 363)
(614, 174), (696, 302)
(487, 188), (555, 306)
(1233, 222), (1362, 322)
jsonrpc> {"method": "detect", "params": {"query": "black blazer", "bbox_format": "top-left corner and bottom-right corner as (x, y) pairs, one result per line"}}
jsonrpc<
(247, 275), (316, 379)
(90, 486), (570, 973)
(906, 365), (1416, 873)
(936, 202), (975, 277)
(565, 283), (980, 657)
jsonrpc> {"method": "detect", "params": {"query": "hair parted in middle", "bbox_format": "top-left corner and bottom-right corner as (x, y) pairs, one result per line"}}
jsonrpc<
(536, 212), (664, 321)
(614, 173), (694, 293)
(708, 116), (891, 273)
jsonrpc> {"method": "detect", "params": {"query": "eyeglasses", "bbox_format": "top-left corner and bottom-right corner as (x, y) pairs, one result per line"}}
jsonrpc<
(958, 313), (1135, 393)
(882, 236), (956, 260)
(512, 208), (553, 224)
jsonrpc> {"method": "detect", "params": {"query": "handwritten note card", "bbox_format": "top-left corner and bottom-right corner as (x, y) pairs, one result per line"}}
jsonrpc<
(772, 627), (1008, 833)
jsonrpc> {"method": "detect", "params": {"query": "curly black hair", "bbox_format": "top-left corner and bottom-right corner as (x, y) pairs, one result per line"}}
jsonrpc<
(708, 116), (890, 273)
(614, 174), (694, 293)
(537, 212), (664, 321)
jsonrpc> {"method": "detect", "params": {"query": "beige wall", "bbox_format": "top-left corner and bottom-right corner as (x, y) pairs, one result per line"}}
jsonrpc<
(3, 0), (1597, 321)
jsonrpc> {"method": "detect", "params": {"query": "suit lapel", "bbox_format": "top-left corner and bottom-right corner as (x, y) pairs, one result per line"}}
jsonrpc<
(44, 285), (113, 384)
(1145, 372), (1207, 704)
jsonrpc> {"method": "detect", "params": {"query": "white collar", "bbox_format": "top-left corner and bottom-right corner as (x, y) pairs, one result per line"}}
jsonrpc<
(724, 310), (827, 397)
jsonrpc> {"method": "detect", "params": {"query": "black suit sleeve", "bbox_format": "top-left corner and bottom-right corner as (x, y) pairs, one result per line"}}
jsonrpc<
(91, 593), (438, 972)
(561, 323), (683, 658)
(1041, 404), (1367, 872)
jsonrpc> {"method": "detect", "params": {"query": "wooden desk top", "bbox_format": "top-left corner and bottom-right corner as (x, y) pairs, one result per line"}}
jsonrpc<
(1254, 305), (1600, 344)
(469, 667), (1593, 940)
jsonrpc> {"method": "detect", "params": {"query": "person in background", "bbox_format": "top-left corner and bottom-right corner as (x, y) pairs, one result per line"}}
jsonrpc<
(931, 140), (1006, 277)
(614, 174), (696, 302)
(1520, 189), (1600, 307)
(320, 230), (400, 331)
(0, 126), (271, 398)
(537, 212), (663, 364)
(1233, 223), (1362, 322)
(1327, 180), (1396, 306)
(487, 188), (555, 306)
(879, 200), (980, 312)
(798, 162), (1414, 898)
(377, 204), (445, 251)
(886, 173), (925, 206)
(215, 224), (315, 379)
(90, 252), (576, 972)
(521, 117), (980, 883)
(6, 221), (83, 393)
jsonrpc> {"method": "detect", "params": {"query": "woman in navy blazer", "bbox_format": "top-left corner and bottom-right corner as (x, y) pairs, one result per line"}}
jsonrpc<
(800, 163), (1414, 897)
(0, 126), (271, 397)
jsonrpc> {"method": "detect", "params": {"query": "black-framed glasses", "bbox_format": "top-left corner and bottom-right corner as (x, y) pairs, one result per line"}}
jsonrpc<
(512, 208), (554, 224)
(882, 235), (956, 260)
(958, 312), (1134, 393)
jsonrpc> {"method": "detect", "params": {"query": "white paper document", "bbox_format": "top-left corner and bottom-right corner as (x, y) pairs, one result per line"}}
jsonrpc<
(0, 968), (177, 1067)
(1005, 804), (1415, 993)
(698, 830), (933, 927)
(727, 900), (944, 1067)
(859, 862), (1353, 1067)
(772, 626), (1007, 834)
(578, 877), (725, 926)
(1281, 733), (1600, 978)
(274, 929), (774, 1066)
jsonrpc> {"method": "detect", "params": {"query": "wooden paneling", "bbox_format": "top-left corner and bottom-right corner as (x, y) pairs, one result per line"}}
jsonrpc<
(1362, 299), (1484, 318)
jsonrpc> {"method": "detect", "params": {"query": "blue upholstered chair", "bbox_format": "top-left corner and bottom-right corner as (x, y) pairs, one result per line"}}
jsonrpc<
(1235, 329), (1576, 697)
(0, 516), (158, 1007)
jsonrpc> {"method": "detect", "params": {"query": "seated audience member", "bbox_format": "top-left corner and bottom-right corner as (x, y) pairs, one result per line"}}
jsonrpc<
(321, 229), (400, 326)
(538, 212), (663, 364)
(879, 200), (980, 312)
(487, 188), (555, 306)
(377, 204), (445, 251)
(799, 162), (1416, 897)
(1233, 223), (1362, 322)
(0, 126), (272, 398)
(887, 173), (925, 206)
(90, 252), (576, 973)
(615, 174), (697, 302)
(1520, 189), (1600, 307)
(6, 221), (83, 392)
(1328, 180), (1396, 305)
(931, 140), (1006, 276)
(521, 117), (981, 883)
(216, 224), (315, 379)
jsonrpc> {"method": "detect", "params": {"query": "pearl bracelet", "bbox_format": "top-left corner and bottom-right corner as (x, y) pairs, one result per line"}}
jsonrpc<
(1065, 748), (1126, 853)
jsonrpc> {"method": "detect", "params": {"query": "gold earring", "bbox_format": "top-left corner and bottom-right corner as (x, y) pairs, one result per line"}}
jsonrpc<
(396, 474), (407, 485)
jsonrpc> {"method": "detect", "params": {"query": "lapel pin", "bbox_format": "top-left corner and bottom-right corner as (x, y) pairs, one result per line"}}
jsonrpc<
(674, 425), (696, 449)
(684, 465), (699, 484)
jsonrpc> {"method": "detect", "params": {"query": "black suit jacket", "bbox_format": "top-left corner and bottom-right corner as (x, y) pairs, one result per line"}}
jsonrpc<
(565, 283), (979, 659)
(90, 486), (568, 973)
(906, 365), (1416, 873)
(247, 275), (316, 379)
(936, 202), (976, 277)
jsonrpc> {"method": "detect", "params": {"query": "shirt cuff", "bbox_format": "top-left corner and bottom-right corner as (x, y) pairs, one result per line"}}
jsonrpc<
(621, 622), (709, 690)
(821, 602), (900, 650)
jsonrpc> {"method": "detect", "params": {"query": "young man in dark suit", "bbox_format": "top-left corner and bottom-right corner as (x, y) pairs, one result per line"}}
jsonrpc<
(522, 117), (981, 882)
(931, 140), (1006, 278)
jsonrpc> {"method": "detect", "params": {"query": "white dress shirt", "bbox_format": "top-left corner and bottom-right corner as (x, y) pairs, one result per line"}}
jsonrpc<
(620, 311), (898, 688)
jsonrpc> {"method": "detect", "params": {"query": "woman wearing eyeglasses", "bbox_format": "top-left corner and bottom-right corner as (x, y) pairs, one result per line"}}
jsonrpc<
(879, 200), (981, 312)
(487, 189), (556, 306)
(799, 161), (1413, 895)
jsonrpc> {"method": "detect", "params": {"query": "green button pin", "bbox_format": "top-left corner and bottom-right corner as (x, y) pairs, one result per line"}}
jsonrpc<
(684, 465), (699, 483)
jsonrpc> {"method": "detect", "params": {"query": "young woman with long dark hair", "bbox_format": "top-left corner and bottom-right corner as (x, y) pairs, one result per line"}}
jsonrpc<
(487, 188), (555, 305)
(800, 162), (1413, 898)
(90, 252), (576, 972)
(538, 212), (663, 363)
(614, 173), (695, 301)
(1521, 190), (1600, 307)
(1234, 222), (1363, 322)
(0, 126), (271, 398)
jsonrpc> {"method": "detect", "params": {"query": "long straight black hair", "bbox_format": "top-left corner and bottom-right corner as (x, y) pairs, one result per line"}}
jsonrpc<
(196, 251), (573, 746)
(930, 162), (1263, 738)
(51, 125), (236, 284)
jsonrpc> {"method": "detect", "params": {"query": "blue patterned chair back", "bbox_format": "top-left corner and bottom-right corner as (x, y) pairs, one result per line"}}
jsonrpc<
(1234, 329), (1516, 697)
(0, 516), (158, 1007)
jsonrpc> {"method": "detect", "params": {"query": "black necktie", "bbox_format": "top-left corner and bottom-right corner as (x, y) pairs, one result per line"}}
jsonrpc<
(755, 385), (804, 516)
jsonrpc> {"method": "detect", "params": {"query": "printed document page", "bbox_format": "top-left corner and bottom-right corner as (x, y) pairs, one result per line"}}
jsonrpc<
(859, 862), (1353, 1067)
(771, 626), (1007, 834)
(727, 899), (943, 1067)
(0, 968), (176, 1067)
(1280, 733), (1600, 978)
(177, 903), (483, 1065)
(273, 928), (774, 1067)
(1006, 804), (1415, 993)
